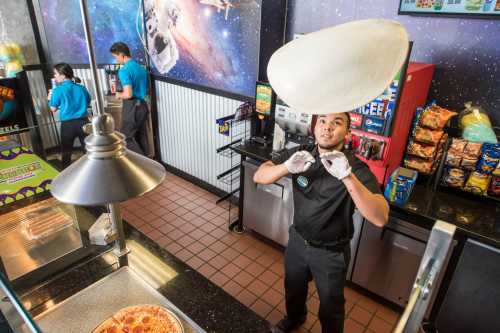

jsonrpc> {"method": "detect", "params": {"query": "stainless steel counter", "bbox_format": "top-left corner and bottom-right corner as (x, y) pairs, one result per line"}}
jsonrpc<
(34, 266), (205, 333)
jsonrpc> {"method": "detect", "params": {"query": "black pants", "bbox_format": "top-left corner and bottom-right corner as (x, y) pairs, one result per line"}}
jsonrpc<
(121, 99), (149, 155)
(285, 226), (350, 333)
(60, 118), (87, 168)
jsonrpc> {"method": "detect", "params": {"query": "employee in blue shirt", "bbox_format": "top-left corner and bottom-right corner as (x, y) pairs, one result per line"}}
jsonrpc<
(109, 42), (149, 155)
(48, 63), (91, 168)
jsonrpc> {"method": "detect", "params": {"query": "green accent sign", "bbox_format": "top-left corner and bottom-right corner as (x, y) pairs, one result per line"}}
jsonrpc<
(0, 146), (58, 206)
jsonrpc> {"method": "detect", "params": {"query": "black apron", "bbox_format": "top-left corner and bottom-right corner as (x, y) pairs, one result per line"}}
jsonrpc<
(121, 99), (149, 155)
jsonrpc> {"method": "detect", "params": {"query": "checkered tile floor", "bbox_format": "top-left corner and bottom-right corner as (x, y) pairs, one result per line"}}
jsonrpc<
(121, 172), (400, 333)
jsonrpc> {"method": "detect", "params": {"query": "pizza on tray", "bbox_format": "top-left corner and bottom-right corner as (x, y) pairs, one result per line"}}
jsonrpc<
(93, 305), (183, 333)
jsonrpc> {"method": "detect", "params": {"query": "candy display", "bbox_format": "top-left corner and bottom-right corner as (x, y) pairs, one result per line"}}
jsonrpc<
(414, 127), (444, 145)
(477, 143), (500, 174)
(459, 102), (497, 144)
(464, 171), (491, 196)
(384, 167), (418, 205)
(442, 168), (467, 188)
(419, 105), (457, 130)
(0, 43), (25, 78)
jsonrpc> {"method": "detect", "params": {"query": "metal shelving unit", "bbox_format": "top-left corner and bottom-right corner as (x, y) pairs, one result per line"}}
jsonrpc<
(215, 109), (252, 232)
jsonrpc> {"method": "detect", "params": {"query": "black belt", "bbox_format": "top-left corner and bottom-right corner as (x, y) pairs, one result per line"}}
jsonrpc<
(292, 226), (349, 253)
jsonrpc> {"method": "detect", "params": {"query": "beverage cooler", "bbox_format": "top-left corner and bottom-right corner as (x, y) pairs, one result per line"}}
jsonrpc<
(350, 62), (435, 186)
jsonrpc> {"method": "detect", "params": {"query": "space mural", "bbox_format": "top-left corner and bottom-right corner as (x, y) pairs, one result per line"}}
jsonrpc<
(39, 0), (261, 97)
(39, 0), (147, 64)
(144, 0), (261, 97)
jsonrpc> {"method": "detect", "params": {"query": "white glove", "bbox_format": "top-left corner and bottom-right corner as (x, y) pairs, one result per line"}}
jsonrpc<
(284, 151), (315, 174)
(320, 151), (352, 180)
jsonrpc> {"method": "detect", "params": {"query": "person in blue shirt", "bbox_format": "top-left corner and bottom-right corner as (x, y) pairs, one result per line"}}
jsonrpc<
(48, 63), (91, 168)
(109, 42), (150, 155)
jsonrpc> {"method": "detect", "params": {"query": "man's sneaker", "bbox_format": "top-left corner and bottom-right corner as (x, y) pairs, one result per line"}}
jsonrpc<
(271, 316), (307, 333)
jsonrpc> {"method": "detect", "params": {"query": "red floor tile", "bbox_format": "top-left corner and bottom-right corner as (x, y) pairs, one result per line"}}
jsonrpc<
(236, 289), (258, 308)
(199, 234), (217, 247)
(245, 246), (263, 260)
(368, 317), (393, 333)
(220, 247), (240, 261)
(208, 240), (228, 253)
(234, 270), (254, 288)
(175, 248), (194, 262)
(210, 271), (230, 287)
(261, 288), (283, 308)
(197, 248), (217, 262)
(233, 254), (253, 270)
(246, 279), (269, 297)
(250, 299), (274, 318)
(258, 270), (281, 287)
(197, 263), (217, 279)
(221, 263), (242, 277)
(186, 241), (206, 255)
(208, 255), (229, 270)
(186, 256), (204, 270)
(164, 242), (182, 255)
(344, 318), (365, 333)
(222, 280), (244, 298)
(349, 305), (373, 326)
(375, 306), (400, 325)
(245, 261), (267, 278)
(256, 253), (276, 268)
(177, 234), (196, 247)
(266, 309), (283, 326)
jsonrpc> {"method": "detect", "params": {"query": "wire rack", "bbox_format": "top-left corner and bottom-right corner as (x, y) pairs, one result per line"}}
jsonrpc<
(215, 111), (252, 232)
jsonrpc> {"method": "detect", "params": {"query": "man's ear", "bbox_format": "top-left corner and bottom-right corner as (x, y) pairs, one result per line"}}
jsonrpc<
(344, 132), (352, 146)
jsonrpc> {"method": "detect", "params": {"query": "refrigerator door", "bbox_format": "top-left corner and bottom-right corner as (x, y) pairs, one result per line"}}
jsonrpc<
(352, 218), (429, 306)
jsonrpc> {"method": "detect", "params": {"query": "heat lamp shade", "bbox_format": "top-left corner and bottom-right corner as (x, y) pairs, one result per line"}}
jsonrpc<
(50, 150), (166, 206)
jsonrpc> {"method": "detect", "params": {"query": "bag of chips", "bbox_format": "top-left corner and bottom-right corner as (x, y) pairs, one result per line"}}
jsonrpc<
(419, 105), (458, 130)
(477, 143), (500, 174)
(446, 138), (467, 167)
(408, 142), (436, 159)
(464, 172), (491, 196)
(463, 142), (483, 159)
(489, 176), (500, 196)
(414, 127), (444, 145)
(404, 157), (434, 174)
(442, 168), (467, 188)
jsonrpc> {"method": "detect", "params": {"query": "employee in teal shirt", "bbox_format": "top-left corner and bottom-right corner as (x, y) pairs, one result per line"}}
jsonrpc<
(48, 63), (90, 168)
(109, 42), (149, 155)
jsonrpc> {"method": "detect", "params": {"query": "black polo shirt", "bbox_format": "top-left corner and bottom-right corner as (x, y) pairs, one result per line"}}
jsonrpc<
(275, 146), (381, 246)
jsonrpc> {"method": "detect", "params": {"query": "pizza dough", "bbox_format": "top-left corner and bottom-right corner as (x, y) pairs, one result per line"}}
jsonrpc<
(93, 305), (183, 333)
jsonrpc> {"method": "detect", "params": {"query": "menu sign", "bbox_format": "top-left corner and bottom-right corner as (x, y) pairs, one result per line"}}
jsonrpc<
(399, 0), (500, 16)
(0, 146), (58, 206)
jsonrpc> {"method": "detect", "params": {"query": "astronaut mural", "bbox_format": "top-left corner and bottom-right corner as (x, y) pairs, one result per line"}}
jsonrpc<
(144, 0), (261, 97)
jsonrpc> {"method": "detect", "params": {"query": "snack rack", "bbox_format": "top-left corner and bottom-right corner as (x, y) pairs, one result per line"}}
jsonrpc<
(433, 136), (500, 203)
(215, 103), (253, 230)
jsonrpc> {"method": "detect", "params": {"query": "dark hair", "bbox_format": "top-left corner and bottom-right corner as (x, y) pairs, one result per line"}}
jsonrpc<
(109, 42), (131, 57)
(342, 112), (351, 130)
(54, 63), (81, 83)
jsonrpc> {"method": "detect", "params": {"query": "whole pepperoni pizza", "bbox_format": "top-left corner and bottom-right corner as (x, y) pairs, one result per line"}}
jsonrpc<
(93, 305), (183, 333)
